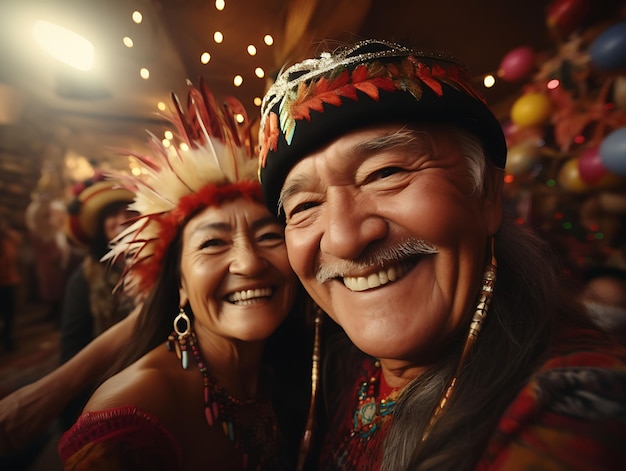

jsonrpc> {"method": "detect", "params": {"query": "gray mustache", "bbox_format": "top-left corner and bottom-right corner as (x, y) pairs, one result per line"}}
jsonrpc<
(315, 238), (438, 283)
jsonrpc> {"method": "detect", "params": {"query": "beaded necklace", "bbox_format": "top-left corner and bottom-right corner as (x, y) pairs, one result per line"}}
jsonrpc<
(334, 359), (399, 468)
(169, 330), (281, 470)
(353, 360), (398, 439)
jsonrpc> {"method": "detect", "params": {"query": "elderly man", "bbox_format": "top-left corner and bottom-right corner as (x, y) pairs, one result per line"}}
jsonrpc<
(257, 40), (626, 470)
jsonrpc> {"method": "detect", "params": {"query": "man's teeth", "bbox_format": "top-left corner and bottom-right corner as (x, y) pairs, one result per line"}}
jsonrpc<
(228, 287), (272, 303)
(343, 264), (407, 292)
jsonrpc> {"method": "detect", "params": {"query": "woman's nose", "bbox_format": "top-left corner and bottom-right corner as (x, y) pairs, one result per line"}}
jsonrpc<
(228, 242), (267, 275)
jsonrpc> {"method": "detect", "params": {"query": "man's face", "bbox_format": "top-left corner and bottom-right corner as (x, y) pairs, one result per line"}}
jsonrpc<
(280, 124), (502, 364)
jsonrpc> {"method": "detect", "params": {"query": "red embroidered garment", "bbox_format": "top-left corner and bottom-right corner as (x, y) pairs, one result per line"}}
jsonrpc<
(58, 406), (181, 470)
(320, 328), (626, 470)
(319, 359), (392, 470)
(476, 328), (626, 470)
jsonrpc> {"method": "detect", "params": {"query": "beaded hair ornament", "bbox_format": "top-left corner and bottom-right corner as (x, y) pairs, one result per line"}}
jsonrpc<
(104, 78), (260, 299)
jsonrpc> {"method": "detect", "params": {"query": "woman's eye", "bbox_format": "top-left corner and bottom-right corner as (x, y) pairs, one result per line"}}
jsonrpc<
(199, 238), (224, 249)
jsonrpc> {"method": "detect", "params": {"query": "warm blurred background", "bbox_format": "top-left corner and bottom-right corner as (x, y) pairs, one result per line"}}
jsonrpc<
(1, 0), (626, 468)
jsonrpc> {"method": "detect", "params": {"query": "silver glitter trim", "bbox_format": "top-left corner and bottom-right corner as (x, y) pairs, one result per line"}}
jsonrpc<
(260, 39), (459, 133)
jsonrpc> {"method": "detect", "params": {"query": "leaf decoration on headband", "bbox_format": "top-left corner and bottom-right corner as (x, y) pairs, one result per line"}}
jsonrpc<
(385, 60), (424, 100)
(259, 40), (490, 168)
(103, 78), (260, 300)
(435, 63), (488, 104)
(288, 64), (397, 137)
(259, 112), (280, 170)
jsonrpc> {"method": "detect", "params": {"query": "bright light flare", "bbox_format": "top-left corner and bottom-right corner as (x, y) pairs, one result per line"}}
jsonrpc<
(483, 74), (496, 88)
(32, 21), (94, 71)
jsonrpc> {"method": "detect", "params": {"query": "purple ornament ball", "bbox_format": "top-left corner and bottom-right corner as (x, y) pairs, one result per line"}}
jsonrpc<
(498, 46), (536, 82)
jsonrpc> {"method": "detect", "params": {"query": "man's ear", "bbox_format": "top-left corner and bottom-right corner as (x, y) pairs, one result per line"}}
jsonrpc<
(482, 167), (504, 236)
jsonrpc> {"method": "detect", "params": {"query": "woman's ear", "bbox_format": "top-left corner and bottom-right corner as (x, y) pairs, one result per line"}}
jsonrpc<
(179, 280), (189, 308)
(482, 167), (504, 236)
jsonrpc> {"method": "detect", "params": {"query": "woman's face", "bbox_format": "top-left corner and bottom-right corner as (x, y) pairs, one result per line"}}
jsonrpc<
(178, 197), (297, 343)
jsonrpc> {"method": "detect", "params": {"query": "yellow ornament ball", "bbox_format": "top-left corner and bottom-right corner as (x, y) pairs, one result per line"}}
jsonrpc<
(558, 157), (591, 193)
(559, 157), (626, 193)
(510, 93), (553, 128)
(506, 140), (542, 175)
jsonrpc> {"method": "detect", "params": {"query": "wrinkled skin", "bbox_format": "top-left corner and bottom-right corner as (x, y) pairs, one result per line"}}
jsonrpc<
(280, 124), (502, 385)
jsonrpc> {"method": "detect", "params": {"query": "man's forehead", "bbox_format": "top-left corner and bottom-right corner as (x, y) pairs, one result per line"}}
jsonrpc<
(301, 124), (429, 156)
(280, 127), (440, 196)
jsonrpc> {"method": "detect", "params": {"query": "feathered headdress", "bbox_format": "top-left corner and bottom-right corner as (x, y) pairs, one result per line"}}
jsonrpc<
(104, 78), (261, 299)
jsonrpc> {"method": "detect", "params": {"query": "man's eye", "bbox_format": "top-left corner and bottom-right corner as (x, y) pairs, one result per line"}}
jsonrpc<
(375, 167), (402, 179)
(289, 201), (319, 216)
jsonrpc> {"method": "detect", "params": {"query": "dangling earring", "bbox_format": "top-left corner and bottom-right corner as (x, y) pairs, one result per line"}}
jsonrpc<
(167, 307), (192, 370)
(297, 304), (323, 471)
(422, 237), (497, 441)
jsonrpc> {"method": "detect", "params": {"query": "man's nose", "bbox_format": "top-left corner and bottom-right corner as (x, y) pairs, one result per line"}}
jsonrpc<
(319, 187), (387, 260)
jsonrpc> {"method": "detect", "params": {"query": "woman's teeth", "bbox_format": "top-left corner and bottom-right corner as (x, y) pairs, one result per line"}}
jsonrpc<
(227, 287), (272, 303)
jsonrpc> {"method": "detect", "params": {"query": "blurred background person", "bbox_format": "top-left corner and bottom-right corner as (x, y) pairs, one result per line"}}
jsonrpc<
(59, 173), (136, 430)
(0, 219), (22, 352)
(581, 266), (626, 344)
(25, 189), (75, 326)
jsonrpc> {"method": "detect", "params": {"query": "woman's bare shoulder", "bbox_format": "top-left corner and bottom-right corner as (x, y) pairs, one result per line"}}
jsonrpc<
(84, 343), (181, 416)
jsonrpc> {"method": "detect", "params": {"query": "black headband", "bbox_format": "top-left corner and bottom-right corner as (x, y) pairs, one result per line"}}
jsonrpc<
(258, 40), (507, 217)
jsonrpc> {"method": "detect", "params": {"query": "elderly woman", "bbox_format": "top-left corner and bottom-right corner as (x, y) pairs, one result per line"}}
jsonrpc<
(57, 81), (314, 470)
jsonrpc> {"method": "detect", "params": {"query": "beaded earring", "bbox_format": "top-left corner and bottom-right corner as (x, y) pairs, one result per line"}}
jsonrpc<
(165, 306), (280, 468)
(422, 237), (497, 441)
(167, 307), (192, 370)
(297, 304), (323, 471)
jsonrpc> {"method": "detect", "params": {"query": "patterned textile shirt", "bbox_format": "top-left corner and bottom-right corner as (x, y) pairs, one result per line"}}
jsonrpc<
(320, 329), (626, 470)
